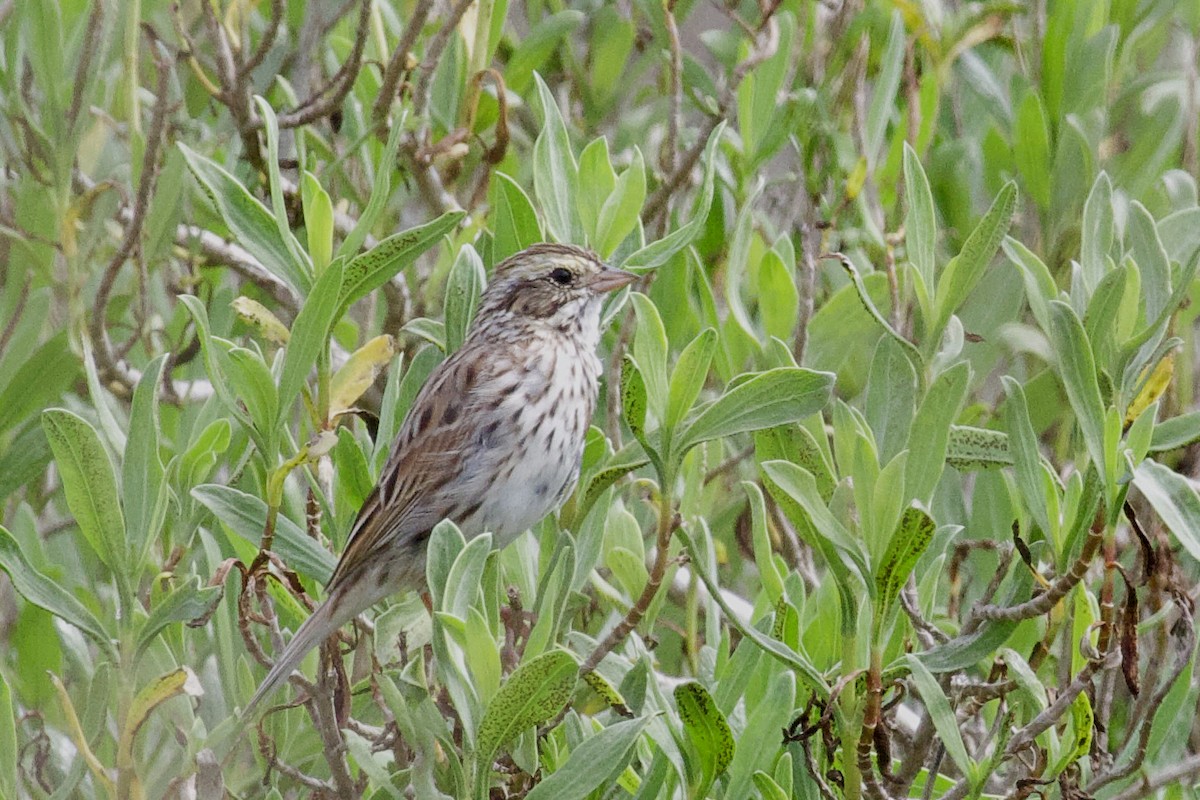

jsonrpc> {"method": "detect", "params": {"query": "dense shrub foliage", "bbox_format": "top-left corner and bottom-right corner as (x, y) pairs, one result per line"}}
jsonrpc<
(2, 1), (1200, 798)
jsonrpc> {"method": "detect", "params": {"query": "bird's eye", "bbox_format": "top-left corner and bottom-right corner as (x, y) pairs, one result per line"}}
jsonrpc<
(549, 267), (573, 285)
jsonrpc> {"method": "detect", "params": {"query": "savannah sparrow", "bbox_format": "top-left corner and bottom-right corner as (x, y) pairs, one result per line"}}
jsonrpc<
(244, 243), (635, 715)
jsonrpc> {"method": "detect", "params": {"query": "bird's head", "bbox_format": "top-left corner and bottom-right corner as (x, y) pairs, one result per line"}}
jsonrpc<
(475, 243), (636, 339)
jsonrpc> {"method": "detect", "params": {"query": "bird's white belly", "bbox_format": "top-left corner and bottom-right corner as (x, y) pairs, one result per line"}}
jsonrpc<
(466, 346), (593, 543)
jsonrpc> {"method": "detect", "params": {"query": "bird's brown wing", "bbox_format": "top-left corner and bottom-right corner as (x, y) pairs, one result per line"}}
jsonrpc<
(325, 341), (511, 590)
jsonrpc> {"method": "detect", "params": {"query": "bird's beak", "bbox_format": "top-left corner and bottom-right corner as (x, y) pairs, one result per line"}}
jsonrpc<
(588, 266), (638, 293)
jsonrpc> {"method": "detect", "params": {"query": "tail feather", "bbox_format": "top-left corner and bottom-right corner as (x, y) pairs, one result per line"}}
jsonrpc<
(240, 576), (388, 722)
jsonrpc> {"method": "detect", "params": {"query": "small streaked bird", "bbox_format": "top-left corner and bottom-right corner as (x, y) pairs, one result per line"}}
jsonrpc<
(243, 243), (635, 717)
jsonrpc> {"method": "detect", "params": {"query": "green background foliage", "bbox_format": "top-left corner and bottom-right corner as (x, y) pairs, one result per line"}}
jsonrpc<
(2, 0), (1200, 797)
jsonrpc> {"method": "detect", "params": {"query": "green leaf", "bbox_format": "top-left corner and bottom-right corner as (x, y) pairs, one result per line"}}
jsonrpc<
(934, 182), (1017, 335)
(277, 258), (344, 426)
(677, 368), (835, 455)
(903, 143), (936, 298)
(630, 293), (669, 419)
(0, 331), (77, 438)
(531, 72), (582, 243)
(1013, 91), (1051, 208)
(505, 12), (584, 96)
(1080, 172), (1114, 294)
(865, 337), (918, 463)
(865, 12), (905, 165)
(1002, 378), (1052, 532)
(1048, 301), (1107, 479)
(336, 107), (408, 261)
(1128, 202), (1171, 323)
(41, 409), (127, 573)
(0, 525), (115, 660)
(675, 681), (735, 794)
(905, 654), (973, 778)
(178, 142), (309, 293)
(620, 355), (648, 441)
(876, 505), (937, 617)
(0, 677), (14, 800)
(302, 170), (334, 272)
(178, 296), (258, 442)
(905, 362), (970, 504)
(191, 484), (335, 583)
(576, 137), (616, 244)
(255, 97), (313, 280)
(666, 328), (716, 432)
(445, 245), (487, 352)
(945, 426), (1012, 470)
(1150, 411), (1200, 452)
(746, 481), (784, 603)
(1132, 460), (1200, 564)
(338, 211), (465, 315)
(124, 355), (169, 566)
(595, 148), (646, 258)
(524, 716), (651, 800)
(1003, 236), (1058, 334)
(490, 173), (543, 264)
(758, 247), (800, 341)
(623, 121), (726, 270)
(134, 576), (222, 658)
(221, 342), (279, 432)
(474, 650), (579, 781)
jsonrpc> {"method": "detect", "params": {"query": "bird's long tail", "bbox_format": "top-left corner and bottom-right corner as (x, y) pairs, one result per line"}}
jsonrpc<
(240, 576), (388, 722)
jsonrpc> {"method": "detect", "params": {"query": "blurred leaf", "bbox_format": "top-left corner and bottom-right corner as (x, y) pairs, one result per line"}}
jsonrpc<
(506, 12), (584, 96)
(758, 248), (799, 341)
(905, 362), (970, 503)
(0, 525), (115, 660)
(595, 148), (646, 258)
(746, 481), (784, 603)
(865, 12), (905, 166)
(903, 143), (936, 298)
(677, 368), (835, 455)
(179, 142), (309, 293)
(623, 121), (726, 270)
(490, 173), (543, 264)
(124, 355), (169, 566)
(134, 576), (221, 658)
(1080, 172), (1114, 294)
(277, 258), (344, 426)
(1048, 301), (1107, 480)
(42, 409), (127, 575)
(116, 667), (203, 774)
(1132, 460), (1200, 563)
(301, 170), (334, 273)
(445, 245), (487, 352)
(0, 678), (13, 800)
(338, 212), (465, 315)
(1013, 91), (1051, 208)
(666, 328), (716, 432)
(577, 137), (616, 244)
(906, 654), (973, 778)
(1002, 378), (1052, 533)
(934, 182), (1017, 335)
(630, 293), (669, 420)
(191, 484), (334, 583)
(1150, 411), (1200, 453)
(531, 73), (583, 243)
(0, 331), (77, 438)
(525, 716), (651, 800)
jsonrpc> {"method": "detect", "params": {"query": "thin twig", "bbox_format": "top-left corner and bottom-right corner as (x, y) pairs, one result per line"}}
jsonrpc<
(372, 0), (436, 129)
(87, 27), (173, 391)
(277, 0), (372, 128)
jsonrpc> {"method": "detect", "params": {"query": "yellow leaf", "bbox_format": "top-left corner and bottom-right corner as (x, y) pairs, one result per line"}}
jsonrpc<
(1126, 350), (1175, 426)
(50, 673), (116, 799)
(330, 335), (397, 417)
(846, 157), (868, 201)
(231, 297), (290, 345)
(117, 668), (203, 777)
